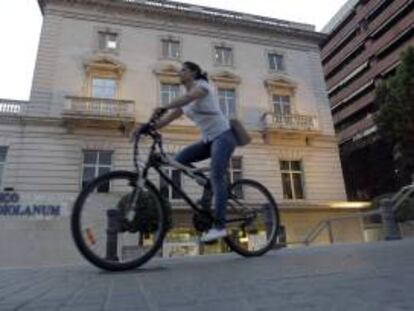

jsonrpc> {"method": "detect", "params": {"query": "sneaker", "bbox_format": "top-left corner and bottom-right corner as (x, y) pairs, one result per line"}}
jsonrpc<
(200, 228), (227, 242)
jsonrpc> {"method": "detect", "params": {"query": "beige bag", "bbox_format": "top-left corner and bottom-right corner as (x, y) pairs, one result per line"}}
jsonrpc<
(230, 119), (251, 146)
(192, 109), (251, 146)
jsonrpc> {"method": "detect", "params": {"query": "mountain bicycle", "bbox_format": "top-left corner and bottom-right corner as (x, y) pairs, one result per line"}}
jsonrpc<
(71, 111), (280, 271)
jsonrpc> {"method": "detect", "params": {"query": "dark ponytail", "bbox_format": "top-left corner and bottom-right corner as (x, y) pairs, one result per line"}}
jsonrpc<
(183, 61), (209, 81)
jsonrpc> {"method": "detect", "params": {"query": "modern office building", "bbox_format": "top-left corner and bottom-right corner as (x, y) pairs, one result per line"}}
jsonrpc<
(320, 0), (414, 200)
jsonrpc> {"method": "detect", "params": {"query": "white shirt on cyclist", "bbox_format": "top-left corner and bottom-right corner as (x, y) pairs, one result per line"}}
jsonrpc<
(182, 79), (230, 143)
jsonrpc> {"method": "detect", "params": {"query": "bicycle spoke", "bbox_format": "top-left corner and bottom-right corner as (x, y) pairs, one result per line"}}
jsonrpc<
(224, 179), (279, 256)
(71, 171), (167, 271)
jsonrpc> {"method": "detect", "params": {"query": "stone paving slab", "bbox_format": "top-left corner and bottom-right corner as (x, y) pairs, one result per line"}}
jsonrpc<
(1, 239), (414, 311)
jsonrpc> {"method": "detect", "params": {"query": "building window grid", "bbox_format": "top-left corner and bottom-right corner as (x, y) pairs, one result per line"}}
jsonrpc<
(162, 39), (180, 59)
(0, 147), (8, 187)
(215, 46), (233, 66)
(272, 95), (291, 115)
(280, 160), (305, 200)
(228, 156), (243, 198)
(268, 53), (285, 71)
(92, 77), (117, 99)
(160, 83), (181, 106)
(228, 156), (243, 184)
(218, 88), (236, 118)
(82, 150), (113, 192)
(160, 154), (182, 200)
(99, 31), (118, 52)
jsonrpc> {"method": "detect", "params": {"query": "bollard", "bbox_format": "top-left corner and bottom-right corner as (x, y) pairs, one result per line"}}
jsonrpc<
(327, 221), (334, 244)
(106, 209), (120, 261)
(263, 203), (273, 239)
(380, 198), (402, 240)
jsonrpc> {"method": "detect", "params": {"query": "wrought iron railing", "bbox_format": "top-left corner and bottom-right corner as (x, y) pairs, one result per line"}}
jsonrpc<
(64, 96), (135, 119)
(0, 99), (28, 116)
(262, 112), (319, 132)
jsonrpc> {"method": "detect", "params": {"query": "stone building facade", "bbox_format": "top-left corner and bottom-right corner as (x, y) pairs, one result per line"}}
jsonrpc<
(0, 0), (364, 267)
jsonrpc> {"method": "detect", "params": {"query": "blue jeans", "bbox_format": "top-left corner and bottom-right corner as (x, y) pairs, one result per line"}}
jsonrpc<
(175, 130), (237, 228)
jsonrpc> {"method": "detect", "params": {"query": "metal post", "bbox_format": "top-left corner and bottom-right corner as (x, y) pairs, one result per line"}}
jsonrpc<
(327, 221), (334, 244)
(380, 198), (402, 240)
(106, 209), (120, 261)
(263, 203), (273, 239)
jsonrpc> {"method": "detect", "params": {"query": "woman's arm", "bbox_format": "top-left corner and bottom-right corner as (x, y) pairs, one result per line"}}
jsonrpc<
(154, 108), (183, 130)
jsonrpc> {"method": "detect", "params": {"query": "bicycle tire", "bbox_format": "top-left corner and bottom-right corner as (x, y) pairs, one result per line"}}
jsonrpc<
(224, 179), (280, 257)
(71, 170), (168, 271)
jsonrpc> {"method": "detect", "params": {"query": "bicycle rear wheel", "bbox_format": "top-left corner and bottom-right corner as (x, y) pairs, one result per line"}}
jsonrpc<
(71, 171), (168, 271)
(224, 179), (279, 257)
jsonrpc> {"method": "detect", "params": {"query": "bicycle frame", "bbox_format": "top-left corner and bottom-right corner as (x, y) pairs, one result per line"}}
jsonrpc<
(134, 130), (251, 225)
(135, 130), (213, 218)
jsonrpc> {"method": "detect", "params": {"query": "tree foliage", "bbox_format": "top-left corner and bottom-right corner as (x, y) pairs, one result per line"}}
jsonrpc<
(374, 47), (414, 185)
(375, 47), (414, 142)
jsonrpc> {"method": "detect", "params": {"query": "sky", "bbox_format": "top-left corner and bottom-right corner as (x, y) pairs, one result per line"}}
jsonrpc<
(0, 0), (349, 101)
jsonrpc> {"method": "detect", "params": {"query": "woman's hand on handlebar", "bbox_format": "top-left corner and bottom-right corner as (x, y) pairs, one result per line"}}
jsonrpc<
(152, 107), (167, 120)
(130, 124), (150, 142)
(130, 108), (167, 141)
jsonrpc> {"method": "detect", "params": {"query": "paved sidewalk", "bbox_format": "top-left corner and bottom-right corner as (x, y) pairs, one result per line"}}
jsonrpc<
(1, 239), (414, 311)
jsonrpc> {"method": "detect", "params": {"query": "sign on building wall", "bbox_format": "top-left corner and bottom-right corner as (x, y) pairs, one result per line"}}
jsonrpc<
(0, 192), (65, 219)
(0, 103), (23, 114)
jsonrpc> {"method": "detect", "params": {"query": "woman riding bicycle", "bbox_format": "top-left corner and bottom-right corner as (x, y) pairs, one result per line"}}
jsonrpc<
(142, 61), (237, 242)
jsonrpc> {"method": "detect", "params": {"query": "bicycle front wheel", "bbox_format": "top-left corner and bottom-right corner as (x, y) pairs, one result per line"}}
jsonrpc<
(224, 179), (280, 257)
(71, 171), (168, 271)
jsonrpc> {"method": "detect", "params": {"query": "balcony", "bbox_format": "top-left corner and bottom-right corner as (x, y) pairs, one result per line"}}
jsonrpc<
(262, 112), (320, 134)
(0, 99), (28, 117)
(63, 96), (135, 129)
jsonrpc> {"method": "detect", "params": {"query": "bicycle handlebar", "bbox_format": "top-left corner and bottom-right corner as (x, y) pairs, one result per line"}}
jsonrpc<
(132, 108), (168, 171)
(132, 108), (167, 141)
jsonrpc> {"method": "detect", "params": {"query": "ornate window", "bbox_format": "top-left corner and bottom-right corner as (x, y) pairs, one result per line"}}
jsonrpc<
(228, 156), (243, 184)
(218, 88), (236, 119)
(160, 154), (182, 200)
(272, 95), (291, 115)
(213, 42), (235, 67)
(215, 47), (233, 66)
(96, 27), (121, 54)
(154, 64), (183, 112)
(160, 83), (181, 107)
(82, 150), (113, 192)
(83, 55), (125, 98)
(160, 35), (182, 60)
(264, 77), (297, 115)
(99, 32), (118, 52)
(228, 156), (243, 198)
(92, 78), (117, 99)
(280, 160), (305, 200)
(211, 71), (241, 118)
(162, 39), (180, 59)
(268, 52), (285, 71)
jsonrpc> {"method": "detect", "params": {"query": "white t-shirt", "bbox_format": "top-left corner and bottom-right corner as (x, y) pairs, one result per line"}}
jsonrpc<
(182, 80), (230, 142)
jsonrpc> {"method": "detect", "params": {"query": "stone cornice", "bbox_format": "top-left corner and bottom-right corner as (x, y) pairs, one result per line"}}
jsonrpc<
(210, 71), (241, 85)
(84, 54), (126, 77)
(264, 76), (297, 91)
(38, 0), (327, 44)
(44, 8), (320, 53)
